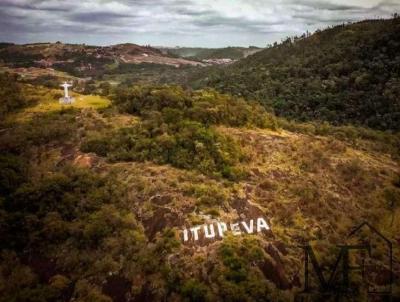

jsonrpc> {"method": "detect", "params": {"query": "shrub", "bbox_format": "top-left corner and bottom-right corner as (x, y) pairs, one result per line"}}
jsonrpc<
(0, 166), (130, 250)
(190, 183), (228, 207)
(383, 187), (400, 209)
(337, 159), (365, 183)
(213, 236), (271, 301)
(80, 137), (110, 157)
(0, 109), (78, 154)
(113, 84), (277, 130)
(83, 119), (244, 179)
(0, 73), (29, 118)
(81, 85), (266, 178)
(180, 279), (210, 302)
(0, 154), (27, 196)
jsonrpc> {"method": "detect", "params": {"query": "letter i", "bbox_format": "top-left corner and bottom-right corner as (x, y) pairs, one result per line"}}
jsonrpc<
(183, 229), (189, 241)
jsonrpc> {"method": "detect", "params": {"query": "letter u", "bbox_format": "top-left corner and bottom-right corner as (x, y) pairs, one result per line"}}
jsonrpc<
(204, 224), (215, 239)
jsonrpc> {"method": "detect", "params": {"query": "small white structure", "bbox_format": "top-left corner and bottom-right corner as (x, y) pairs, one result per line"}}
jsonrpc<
(59, 82), (75, 104)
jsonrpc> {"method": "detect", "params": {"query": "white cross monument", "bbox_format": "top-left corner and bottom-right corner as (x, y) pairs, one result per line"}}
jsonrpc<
(59, 82), (75, 104)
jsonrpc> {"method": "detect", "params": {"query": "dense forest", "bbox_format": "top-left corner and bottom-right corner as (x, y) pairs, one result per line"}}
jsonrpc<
(196, 17), (400, 131)
(161, 47), (261, 61)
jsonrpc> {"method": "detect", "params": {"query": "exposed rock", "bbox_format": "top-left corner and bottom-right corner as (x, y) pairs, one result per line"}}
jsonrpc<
(259, 256), (291, 290)
(149, 194), (173, 205)
(60, 144), (76, 160)
(265, 243), (283, 266)
(273, 240), (288, 255)
(73, 153), (99, 168)
(230, 197), (265, 219)
(142, 207), (184, 240)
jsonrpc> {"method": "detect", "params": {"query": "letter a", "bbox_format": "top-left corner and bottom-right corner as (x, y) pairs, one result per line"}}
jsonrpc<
(257, 218), (270, 233)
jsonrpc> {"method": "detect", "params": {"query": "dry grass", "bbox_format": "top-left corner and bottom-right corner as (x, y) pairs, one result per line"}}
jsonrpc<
(6, 85), (110, 123)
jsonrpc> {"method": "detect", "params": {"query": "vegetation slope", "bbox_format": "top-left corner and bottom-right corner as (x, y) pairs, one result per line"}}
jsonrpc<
(1, 73), (399, 301)
(159, 47), (262, 60)
(196, 17), (400, 131)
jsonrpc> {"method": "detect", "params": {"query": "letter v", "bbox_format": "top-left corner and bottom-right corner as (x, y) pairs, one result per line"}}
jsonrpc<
(241, 219), (254, 234)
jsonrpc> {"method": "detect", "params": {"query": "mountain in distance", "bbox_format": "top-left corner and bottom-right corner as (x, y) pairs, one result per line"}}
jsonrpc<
(0, 42), (203, 75)
(0, 43), (262, 91)
(157, 46), (263, 62)
(197, 17), (400, 131)
(1, 18), (399, 132)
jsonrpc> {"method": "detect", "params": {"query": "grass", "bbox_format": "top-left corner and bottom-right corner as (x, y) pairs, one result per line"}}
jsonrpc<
(75, 95), (111, 109)
(6, 85), (111, 123)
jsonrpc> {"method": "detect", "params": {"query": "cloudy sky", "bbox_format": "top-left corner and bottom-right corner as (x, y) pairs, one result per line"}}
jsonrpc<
(0, 0), (399, 47)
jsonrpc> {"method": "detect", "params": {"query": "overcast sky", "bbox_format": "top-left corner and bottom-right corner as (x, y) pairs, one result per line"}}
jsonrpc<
(0, 0), (399, 47)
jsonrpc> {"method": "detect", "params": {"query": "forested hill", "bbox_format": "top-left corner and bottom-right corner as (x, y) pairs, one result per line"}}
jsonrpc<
(159, 46), (262, 60)
(199, 17), (400, 131)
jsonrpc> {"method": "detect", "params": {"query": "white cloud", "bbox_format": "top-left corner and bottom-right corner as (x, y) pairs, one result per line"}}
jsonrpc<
(0, 0), (399, 46)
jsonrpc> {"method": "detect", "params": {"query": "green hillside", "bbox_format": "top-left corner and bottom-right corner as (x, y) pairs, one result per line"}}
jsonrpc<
(197, 18), (400, 131)
(1, 73), (399, 301)
(163, 46), (261, 60)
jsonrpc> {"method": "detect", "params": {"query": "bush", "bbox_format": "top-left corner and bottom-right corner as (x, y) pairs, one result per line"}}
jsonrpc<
(113, 85), (277, 129)
(0, 166), (130, 250)
(81, 85), (273, 178)
(213, 236), (271, 301)
(383, 187), (400, 209)
(80, 137), (110, 157)
(180, 279), (210, 302)
(0, 109), (78, 154)
(0, 154), (27, 196)
(0, 73), (29, 118)
(83, 117), (245, 179)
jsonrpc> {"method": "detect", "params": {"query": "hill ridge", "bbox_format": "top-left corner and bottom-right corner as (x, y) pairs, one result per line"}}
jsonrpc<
(197, 17), (400, 131)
